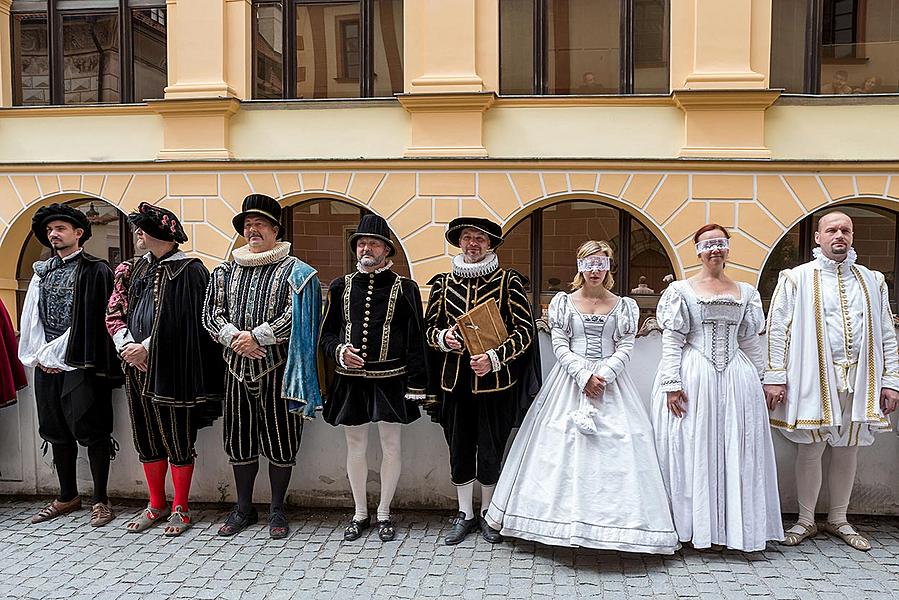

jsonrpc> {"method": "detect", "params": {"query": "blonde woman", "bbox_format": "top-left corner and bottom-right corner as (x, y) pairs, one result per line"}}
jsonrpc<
(485, 241), (679, 553)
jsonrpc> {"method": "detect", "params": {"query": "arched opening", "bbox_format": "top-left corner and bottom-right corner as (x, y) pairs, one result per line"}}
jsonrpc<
(496, 198), (675, 320)
(758, 202), (899, 310)
(282, 197), (411, 291)
(15, 198), (133, 320)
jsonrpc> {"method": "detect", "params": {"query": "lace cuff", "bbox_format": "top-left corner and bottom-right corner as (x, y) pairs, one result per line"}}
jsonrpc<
(437, 329), (454, 353)
(659, 378), (682, 393)
(405, 387), (427, 401)
(251, 322), (277, 346)
(217, 323), (240, 347)
(486, 349), (501, 372)
(336, 343), (349, 369)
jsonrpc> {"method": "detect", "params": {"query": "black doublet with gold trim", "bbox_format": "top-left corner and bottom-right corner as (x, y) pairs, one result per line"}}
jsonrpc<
(320, 268), (428, 426)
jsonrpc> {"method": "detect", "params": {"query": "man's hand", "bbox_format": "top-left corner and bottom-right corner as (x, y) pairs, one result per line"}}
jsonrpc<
(37, 364), (62, 374)
(763, 384), (787, 411)
(666, 390), (688, 418)
(584, 375), (606, 400)
(231, 331), (266, 359)
(342, 345), (365, 369)
(121, 343), (149, 372)
(444, 324), (462, 351)
(470, 354), (492, 377)
(881, 387), (899, 415)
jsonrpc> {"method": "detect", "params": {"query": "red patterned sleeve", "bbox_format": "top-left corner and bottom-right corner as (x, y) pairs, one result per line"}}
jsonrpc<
(105, 259), (133, 338)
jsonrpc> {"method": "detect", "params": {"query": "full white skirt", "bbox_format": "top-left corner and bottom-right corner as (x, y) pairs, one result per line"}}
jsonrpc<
(485, 361), (680, 554)
(651, 347), (784, 551)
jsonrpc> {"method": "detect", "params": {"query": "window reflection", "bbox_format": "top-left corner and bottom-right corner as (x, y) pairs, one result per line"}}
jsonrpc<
(62, 13), (121, 104)
(12, 13), (50, 106)
(295, 2), (362, 99)
(547, 0), (620, 95)
(132, 8), (167, 101)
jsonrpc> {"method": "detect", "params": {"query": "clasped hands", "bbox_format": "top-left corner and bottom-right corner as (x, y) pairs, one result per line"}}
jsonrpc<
(442, 324), (495, 378)
(231, 331), (266, 359)
(121, 342), (149, 372)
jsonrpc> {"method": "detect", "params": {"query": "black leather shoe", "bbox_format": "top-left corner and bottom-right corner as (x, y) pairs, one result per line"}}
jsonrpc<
(217, 506), (258, 537)
(377, 519), (397, 542)
(344, 516), (371, 541)
(268, 508), (290, 539)
(479, 514), (503, 543)
(444, 512), (478, 546)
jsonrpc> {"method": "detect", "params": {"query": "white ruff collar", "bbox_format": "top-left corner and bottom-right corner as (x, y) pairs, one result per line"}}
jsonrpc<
(232, 241), (291, 267)
(813, 246), (857, 271)
(357, 260), (394, 274)
(453, 252), (499, 279)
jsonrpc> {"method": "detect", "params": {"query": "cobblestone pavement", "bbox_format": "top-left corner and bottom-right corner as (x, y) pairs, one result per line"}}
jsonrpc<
(1, 498), (898, 600)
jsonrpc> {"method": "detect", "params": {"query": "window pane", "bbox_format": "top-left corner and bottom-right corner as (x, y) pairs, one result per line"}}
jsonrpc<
(295, 2), (361, 99)
(770, 0), (808, 93)
(628, 218), (673, 296)
(547, 0), (620, 95)
(372, 0), (403, 96)
(12, 13), (50, 106)
(131, 8), (167, 101)
(254, 2), (284, 98)
(633, 0), (669, 93)
(62, 13), (121, 104)
(289, 201), (411, 288)
(820, 0), (899, 93)
(541, 201), (619, 304)
(500, 0), (535, 94)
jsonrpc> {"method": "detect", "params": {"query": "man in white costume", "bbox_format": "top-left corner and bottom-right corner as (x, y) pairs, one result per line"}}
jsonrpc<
(765, 211), (899, 551)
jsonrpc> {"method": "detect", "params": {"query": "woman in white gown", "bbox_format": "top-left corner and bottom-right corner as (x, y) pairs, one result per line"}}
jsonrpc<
(485, 241), (680, 554)
(651, 224), (783, 552)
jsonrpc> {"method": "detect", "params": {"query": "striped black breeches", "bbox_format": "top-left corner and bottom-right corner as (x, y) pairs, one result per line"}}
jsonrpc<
(126, 367), (197, 466)
(224, 366), (303, 467)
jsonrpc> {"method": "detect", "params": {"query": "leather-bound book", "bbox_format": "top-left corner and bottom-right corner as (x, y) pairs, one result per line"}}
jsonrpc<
(456, 299), (509, 356)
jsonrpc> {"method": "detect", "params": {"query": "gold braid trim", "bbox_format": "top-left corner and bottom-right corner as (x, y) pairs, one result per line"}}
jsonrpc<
(769, 417), (831, 431)
(813, 270), (833, 424)
(852, 266), (886, 422)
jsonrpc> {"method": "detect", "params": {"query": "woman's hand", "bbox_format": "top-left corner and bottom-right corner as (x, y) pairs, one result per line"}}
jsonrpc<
(584, 375), (606, 400)
(666, 390), (687, 417)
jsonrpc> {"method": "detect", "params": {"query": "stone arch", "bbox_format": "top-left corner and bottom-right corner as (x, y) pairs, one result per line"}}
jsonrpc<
(0, 192), (126, 319)
(502, 191), (680, 277)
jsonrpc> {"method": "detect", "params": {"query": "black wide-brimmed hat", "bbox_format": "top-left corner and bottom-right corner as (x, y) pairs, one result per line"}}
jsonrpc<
(232, 194), (285, 240)
(31, 202), (93, 248)
(128, 202), (188, 244)
(349, 214), (396, 257)
(445, 217), (503, 249)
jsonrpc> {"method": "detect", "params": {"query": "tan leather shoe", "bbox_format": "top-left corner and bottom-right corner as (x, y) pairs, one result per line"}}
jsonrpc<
(89, 502), (115, 527)
(31, 497), (82, 524)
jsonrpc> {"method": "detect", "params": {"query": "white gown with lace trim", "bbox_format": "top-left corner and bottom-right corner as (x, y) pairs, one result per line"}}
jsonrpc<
(650, 281), (784, 551)
(485, 292), (679, 554)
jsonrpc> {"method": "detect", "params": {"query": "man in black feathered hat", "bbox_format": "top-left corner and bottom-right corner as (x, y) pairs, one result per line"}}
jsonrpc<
(105, 202), (223, 537)
(423, 216), (541, 545)
(18, 202), (122, 528)
(319, 214), (430, 542)
(204, 194), (322, 539)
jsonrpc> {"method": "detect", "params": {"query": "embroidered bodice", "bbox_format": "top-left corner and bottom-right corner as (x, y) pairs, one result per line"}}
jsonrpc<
(656, 280), (765, 392)
(36, 250), (82, 342)
(547, 292), (640, 391)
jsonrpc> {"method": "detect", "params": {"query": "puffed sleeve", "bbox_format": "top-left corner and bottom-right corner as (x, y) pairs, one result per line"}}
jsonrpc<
(737, 285), (765, 379)
(595, 297), (639, 384)
(763, 269), (797, 385)
(549, 292), (593, 391)
(657, 284), (690, 392)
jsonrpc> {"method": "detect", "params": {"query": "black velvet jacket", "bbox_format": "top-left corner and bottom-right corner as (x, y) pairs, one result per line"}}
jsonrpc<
(320, 269), (429, 396)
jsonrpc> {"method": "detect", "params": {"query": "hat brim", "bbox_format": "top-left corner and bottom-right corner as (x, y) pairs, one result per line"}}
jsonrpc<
(349, 233), (396, 257)
(233, 209), (285, 240)
(445, 223), (503, 249)
(128, 213), (187, 244)
(33, 213), (92, 248)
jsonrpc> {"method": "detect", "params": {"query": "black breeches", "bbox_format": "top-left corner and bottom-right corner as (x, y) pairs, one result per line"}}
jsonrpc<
(125, 368), (197, 466)
(34, 369), (113, 448)
(223, 367), (303, 467)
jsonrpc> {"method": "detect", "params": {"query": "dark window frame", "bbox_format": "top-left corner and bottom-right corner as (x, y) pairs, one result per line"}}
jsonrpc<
(10, 0), (167, 105)
(251, 0), (396, 99)
(507, 200), (673, 312)
(500, 0), (671, 96)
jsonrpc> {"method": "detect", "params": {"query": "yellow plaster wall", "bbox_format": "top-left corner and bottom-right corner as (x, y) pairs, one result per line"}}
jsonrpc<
(2, 166), (898, 306)
(229, 105), (409, 159)
(483, 106), (684, 158)
(0, 113), (163, 162)
(766, 105), (899, 161)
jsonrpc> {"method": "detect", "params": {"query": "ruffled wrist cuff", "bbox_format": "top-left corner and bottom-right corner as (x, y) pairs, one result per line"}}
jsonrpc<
(437, 329), (453, 353)
(336, 343), (349, 369)
(486, 349), (501, 373)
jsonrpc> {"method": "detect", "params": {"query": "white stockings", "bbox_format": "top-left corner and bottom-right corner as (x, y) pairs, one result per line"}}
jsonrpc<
(792, 442), (859, 533)
(455, 482), (495, 520)
(344, 422), (403, 522)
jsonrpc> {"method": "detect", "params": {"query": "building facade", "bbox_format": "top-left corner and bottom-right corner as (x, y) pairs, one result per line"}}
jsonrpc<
(1, 0), (899, 509)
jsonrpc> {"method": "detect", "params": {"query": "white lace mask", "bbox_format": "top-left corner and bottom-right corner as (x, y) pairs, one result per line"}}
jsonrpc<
(576, 255), (611, 273)
(695, 237), (729, 255)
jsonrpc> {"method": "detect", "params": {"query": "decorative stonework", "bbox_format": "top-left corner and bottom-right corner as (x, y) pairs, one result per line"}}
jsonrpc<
(0, 168), (897, 293)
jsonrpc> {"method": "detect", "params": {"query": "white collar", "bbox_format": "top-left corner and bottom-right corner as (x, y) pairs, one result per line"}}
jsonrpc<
(813, 246), (857, 271)
(232, 241), (292, 267)
(59, 248), (84, 263)
(452, 252), (499, 279)
(357, 259), (394, 274)
(142, 250), (187, 264)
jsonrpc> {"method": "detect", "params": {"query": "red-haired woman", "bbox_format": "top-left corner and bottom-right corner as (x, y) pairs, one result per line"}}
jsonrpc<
(651, 224), (783, 551)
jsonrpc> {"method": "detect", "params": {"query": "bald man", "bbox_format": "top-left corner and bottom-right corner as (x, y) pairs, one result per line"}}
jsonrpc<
(765, 211), (899, 551)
